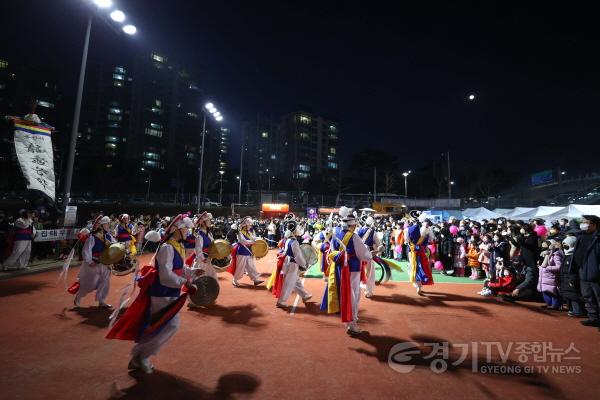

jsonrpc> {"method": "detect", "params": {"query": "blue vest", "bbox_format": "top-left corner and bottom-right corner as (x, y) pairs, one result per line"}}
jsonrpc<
(407, 225), (428, 246)
(237, 230), (253, 256)
(15, 226), (33, 241)
(197, 230), (212, 252)
(91, 233), (113, 262)
(149, 244), (184, 297)
(358, 227), (375, 249)
(332, 227), (360, 272)
(184, 233), (196, 249)
(285, 238), (296, 262)
(116, 223), (134, 242)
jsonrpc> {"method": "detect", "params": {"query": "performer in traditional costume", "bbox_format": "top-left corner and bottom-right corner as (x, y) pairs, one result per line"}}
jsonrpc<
(106, 214), (197, 374)
(358, 216), (383, 298)
(406, 211), (435, 295)
(73, 215), (115, 308)
(115, 214), (137, 256)
(227, 217), (264, 287)
(275, 219), (312, 309)
(320, 207), (372, 335)
(1, 209), (35, 271)
(192, 212), (217, 279)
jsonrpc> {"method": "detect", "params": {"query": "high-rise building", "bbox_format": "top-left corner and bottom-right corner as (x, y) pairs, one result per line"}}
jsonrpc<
(240, 116), (281, 191)
(73, 51), (225, 196)
(280, 110), (338, 182)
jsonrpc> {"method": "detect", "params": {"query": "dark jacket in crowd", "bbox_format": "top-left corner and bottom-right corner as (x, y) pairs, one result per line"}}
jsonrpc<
(559, 253), (581, 301)
(511, 234), (540, 267)
(573, 231), (600, 283)
(516, 264), (539, 291)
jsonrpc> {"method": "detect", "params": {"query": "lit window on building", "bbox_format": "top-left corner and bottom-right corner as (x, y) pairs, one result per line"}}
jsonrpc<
(44, 82), (49, 88)
(189, 82), (198, 90)
(113, 73), (125, 81)
(261, 132), (268, 138)
(155, 99), (162, 107)
(106, 164), (113, 168)
(328, 162), (338, 169)
(330, 147), (336, 154)
(150, 122), (162, 129)
(296, 172), (310, 179)
(329, 125), (337, 132)
(0, 59), (7, 68)
(114, 66), (126, 74)
(105, 136), (119, 143)
(271, 154), (276, 160)
(151, 53), (165, 63)
(298, 114), (311, 124)
(107, 114), (122, 121)
(187, 112), (198, 119)
(145, 128), (163, 137)
(151, 107), (162, 114)
(107, 122), (120, 128)
(144, 152), (160, 160)
(114, 81), (123, 87)
(37, 100), (55, 109)
(105, 143), (117, 149)
(143, 160), (160, 168)
(108, 107), (121, 114)
(298, 164), (311, 172)
(300, 132), (310, 140)
(328, 154), (335, 161)
(328, 133), (337, 140)
(186, 152), (196, 159)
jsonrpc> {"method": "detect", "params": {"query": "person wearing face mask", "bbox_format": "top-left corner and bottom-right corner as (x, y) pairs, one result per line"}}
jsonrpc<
(490, 233), (509, 281)
(479, 264), (517, 297)
(559, 235), (585, 317)
(478, 234), (492, 279)
(573, 215), (600, 329)
(537, 240), (563, 310)
(508, 224), (540, 299)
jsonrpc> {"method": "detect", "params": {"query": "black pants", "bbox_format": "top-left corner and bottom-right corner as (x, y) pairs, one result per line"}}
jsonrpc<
(580, 280), (600, 321)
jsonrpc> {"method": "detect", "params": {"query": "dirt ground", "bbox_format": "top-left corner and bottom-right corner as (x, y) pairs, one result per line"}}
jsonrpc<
(0, 250), (598, 400)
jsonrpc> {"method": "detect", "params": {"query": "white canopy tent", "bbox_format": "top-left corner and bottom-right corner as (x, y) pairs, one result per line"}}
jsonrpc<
(509, 206), (566, 220)
(505, 207), (536, 219)
(461, 207), (503, 221)
(543, 204), (600, 220)
(492, 208), (513, 217)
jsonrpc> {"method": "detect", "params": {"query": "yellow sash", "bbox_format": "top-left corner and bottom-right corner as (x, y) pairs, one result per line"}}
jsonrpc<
(325, 229), (354, 314)
(166, 239), (186, 263)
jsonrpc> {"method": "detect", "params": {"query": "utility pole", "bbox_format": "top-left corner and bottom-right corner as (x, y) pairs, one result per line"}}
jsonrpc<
(447, 151), (452, 199)
(373, 167), (377, 203)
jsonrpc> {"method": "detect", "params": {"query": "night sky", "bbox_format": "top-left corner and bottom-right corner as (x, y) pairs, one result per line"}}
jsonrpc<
(2, 0), (599, 174)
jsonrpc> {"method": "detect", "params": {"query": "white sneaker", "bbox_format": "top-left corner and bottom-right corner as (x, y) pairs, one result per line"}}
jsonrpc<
(98, 302), (113, 308)
(346, 326), (362, 336)
(232, 280), (240, 287)
(302, 294), (313, 302)
(365, 293), (373, 298)
(139, 357), (154, 374)
(416, 286), (423, 296)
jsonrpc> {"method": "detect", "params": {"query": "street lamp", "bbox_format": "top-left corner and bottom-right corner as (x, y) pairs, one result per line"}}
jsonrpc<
(218, 170), (225, 205)
(62, 0), (137, 213)
(197, 102), (224, 212)
(468, 94), (475, 101)
(402, 170), (411, 197)
(266, 169), (271, 191)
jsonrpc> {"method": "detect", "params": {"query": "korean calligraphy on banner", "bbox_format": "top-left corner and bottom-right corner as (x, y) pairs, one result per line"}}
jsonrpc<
(34, 228), (80, 242)
(13, 121), (56, 201)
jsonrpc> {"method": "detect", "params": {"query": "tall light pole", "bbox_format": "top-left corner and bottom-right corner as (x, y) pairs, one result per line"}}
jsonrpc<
(142, 167), (151, 201)
(447, 151), (452, 199)
(238, 133), (244, 204)
(63, 0), (136, 210)
(218, 170), (224, 204)
(266, 169), (271, 192)
(197, 102), (223, 212)
(402, 170), (411, 197)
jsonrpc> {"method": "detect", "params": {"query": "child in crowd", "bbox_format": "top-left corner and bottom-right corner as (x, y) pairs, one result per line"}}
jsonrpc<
(453, 237), (466, 276)
(478, 260), (516, 296)
(478, 234), (492, 279)
(467, 241), (481, 279)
